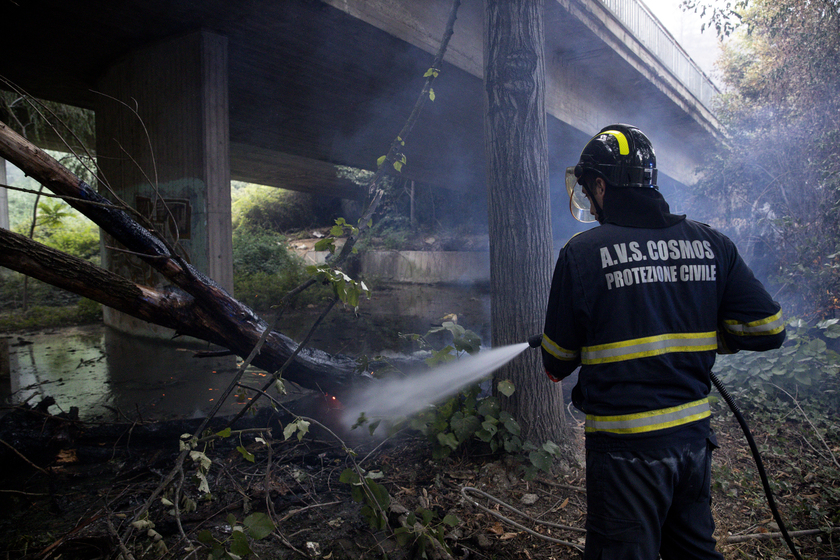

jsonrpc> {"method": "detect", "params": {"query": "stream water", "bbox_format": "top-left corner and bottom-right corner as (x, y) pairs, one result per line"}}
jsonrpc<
(0, 284), (493, 422)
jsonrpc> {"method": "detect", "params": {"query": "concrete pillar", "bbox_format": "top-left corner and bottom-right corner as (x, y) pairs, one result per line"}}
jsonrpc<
(95, 30), (232, 338)
(0, 157), (8, 231)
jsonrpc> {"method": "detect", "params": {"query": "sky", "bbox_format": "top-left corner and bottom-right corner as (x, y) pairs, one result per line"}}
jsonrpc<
(642, 0), (726, 86)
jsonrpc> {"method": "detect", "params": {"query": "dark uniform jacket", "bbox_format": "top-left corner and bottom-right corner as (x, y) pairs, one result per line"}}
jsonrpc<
(541, 187), (785, 450)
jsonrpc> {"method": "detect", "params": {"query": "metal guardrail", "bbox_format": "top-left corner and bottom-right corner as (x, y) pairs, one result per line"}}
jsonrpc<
(598, 0), (720, 108)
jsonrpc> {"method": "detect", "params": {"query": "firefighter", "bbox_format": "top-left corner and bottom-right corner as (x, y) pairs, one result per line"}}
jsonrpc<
(541, 124), (786, 560)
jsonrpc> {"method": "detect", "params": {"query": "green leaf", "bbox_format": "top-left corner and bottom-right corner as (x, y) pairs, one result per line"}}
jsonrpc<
(236, 445), (255, 463)
(442, 514), (460, 527)
(425, 346), (456, 367)
(369, 479), (391, 509)
(505, 418), (522, 436)
(451, 414), (481, 442)
(477, 397), (500, 417)
(429, 88), (435, 101)
(437, 432), (460, 450)
(368, 419), (382, 436)
(339, 468), (359, 484)
(475, 427), (496, 442)
(197, 529), (215, 544)
(377, 155), (387, 167)
(824, 323), (840, 338)
(244, 512), (276, 540)
(394, 527), (412, 546)
(503, 435), (522, 453)
(453, 329), (482, 354)
(542, 441), (562, 456)
(295, 419), (310, 441)
(314, 237), (334, 252)
(529, 450), (553, 473)
(230, 529), (252, 557)
(393, 160), (403, 172)
(215, 427), (232, 438)
(497, 380), (515, 397)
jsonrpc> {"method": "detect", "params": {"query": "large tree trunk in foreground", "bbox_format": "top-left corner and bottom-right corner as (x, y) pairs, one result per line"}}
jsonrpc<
(484, 0), (568, 444)
(0, 120), (359, 396)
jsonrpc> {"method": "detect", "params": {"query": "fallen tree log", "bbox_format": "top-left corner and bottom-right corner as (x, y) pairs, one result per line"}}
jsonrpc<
(0, 120), (360, 395)
(0, 227), (359, 394)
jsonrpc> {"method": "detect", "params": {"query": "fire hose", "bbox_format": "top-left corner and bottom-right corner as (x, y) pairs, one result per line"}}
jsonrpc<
(709, 371), (804, 560)
(523, 334), (805, 559)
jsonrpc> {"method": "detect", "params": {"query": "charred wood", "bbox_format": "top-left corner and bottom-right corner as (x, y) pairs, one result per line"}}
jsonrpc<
(0, 121), (362, 395)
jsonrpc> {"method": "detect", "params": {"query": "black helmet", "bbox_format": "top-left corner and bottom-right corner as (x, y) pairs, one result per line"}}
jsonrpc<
(566, 124), (658, 223)
(574, 124), (658, 189)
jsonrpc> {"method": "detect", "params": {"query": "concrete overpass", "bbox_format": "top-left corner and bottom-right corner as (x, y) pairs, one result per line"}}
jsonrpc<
(0, 0), (720, 333)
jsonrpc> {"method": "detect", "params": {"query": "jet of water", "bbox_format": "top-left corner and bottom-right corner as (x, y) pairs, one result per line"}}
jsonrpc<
(341, 342), (531, 429)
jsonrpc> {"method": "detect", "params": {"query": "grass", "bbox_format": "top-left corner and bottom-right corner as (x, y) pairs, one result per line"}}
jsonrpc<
(0, 298), (102, 333)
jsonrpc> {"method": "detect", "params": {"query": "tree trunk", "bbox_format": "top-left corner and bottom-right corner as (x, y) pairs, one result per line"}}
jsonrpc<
(483, 0), (568, 445)
(0, 121), (361, 396)
(0, 227), (360, 395)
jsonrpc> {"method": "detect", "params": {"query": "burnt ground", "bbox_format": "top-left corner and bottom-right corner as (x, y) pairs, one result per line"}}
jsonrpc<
(0, 395), (838, 560)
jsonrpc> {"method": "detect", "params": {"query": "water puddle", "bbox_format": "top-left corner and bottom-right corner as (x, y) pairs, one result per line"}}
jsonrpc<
(0, 284), (493, 422)
(0, 325), (300, 422)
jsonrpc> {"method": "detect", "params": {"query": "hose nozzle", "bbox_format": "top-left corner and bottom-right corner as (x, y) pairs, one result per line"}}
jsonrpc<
(528, 334), (543, 348)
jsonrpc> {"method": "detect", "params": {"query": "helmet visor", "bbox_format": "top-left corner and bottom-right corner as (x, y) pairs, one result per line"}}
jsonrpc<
(566, 167), (596, 223)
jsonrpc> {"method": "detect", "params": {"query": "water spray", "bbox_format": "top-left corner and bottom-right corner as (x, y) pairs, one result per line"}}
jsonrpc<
(527, 333), (803, 560)
(341, 340), (531, 430)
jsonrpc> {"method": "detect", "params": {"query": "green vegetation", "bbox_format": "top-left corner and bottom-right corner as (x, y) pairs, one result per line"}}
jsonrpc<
(232, 181), (342, 233)
(683, 0), (840, 320)
(678, 4), (840, 548)
(0, 297), (102, 332)
(710, 319), (840, 540)
(231, 224), (333, 311)
(1, 163), (102, 331)
(356, 323), (566, 479)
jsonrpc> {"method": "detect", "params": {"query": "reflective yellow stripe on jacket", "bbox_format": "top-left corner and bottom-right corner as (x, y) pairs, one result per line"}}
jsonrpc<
(581, 332), (717, 364)
(723, 310), (785, 337)
(585, 398), (711, 434)
(542, 334), (579, 361)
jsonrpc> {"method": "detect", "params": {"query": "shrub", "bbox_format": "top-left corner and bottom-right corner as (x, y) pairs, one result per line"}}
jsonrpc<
(232, 226), (331, 309)
(38, 218), (101, 263)
(713, 319), (840, 417)
(232, 184), (343, 233)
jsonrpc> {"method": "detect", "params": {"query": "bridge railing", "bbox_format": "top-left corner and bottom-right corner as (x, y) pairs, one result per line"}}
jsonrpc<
(598, 0), (720, 108)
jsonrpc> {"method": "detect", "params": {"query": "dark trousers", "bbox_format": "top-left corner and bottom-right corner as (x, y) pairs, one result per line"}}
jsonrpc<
(584, 436), (724, 560)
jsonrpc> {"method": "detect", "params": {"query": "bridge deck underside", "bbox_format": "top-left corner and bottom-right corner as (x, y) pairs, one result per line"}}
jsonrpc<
(0, 0), (710, 196)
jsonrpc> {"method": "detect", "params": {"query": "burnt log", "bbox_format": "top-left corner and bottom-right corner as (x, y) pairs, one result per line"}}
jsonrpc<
(0, 120), (360, 395)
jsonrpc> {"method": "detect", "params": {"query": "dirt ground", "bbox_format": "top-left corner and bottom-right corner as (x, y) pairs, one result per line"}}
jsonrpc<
(0, 394), (838, 560)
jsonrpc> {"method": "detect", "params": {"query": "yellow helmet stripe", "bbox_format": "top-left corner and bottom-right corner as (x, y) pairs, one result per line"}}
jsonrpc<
(601, 130), (630, 155)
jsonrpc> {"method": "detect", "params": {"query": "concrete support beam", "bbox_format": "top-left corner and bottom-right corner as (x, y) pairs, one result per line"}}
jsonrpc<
(95, 30), (232, 338)
(230, 143), (365, 200)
